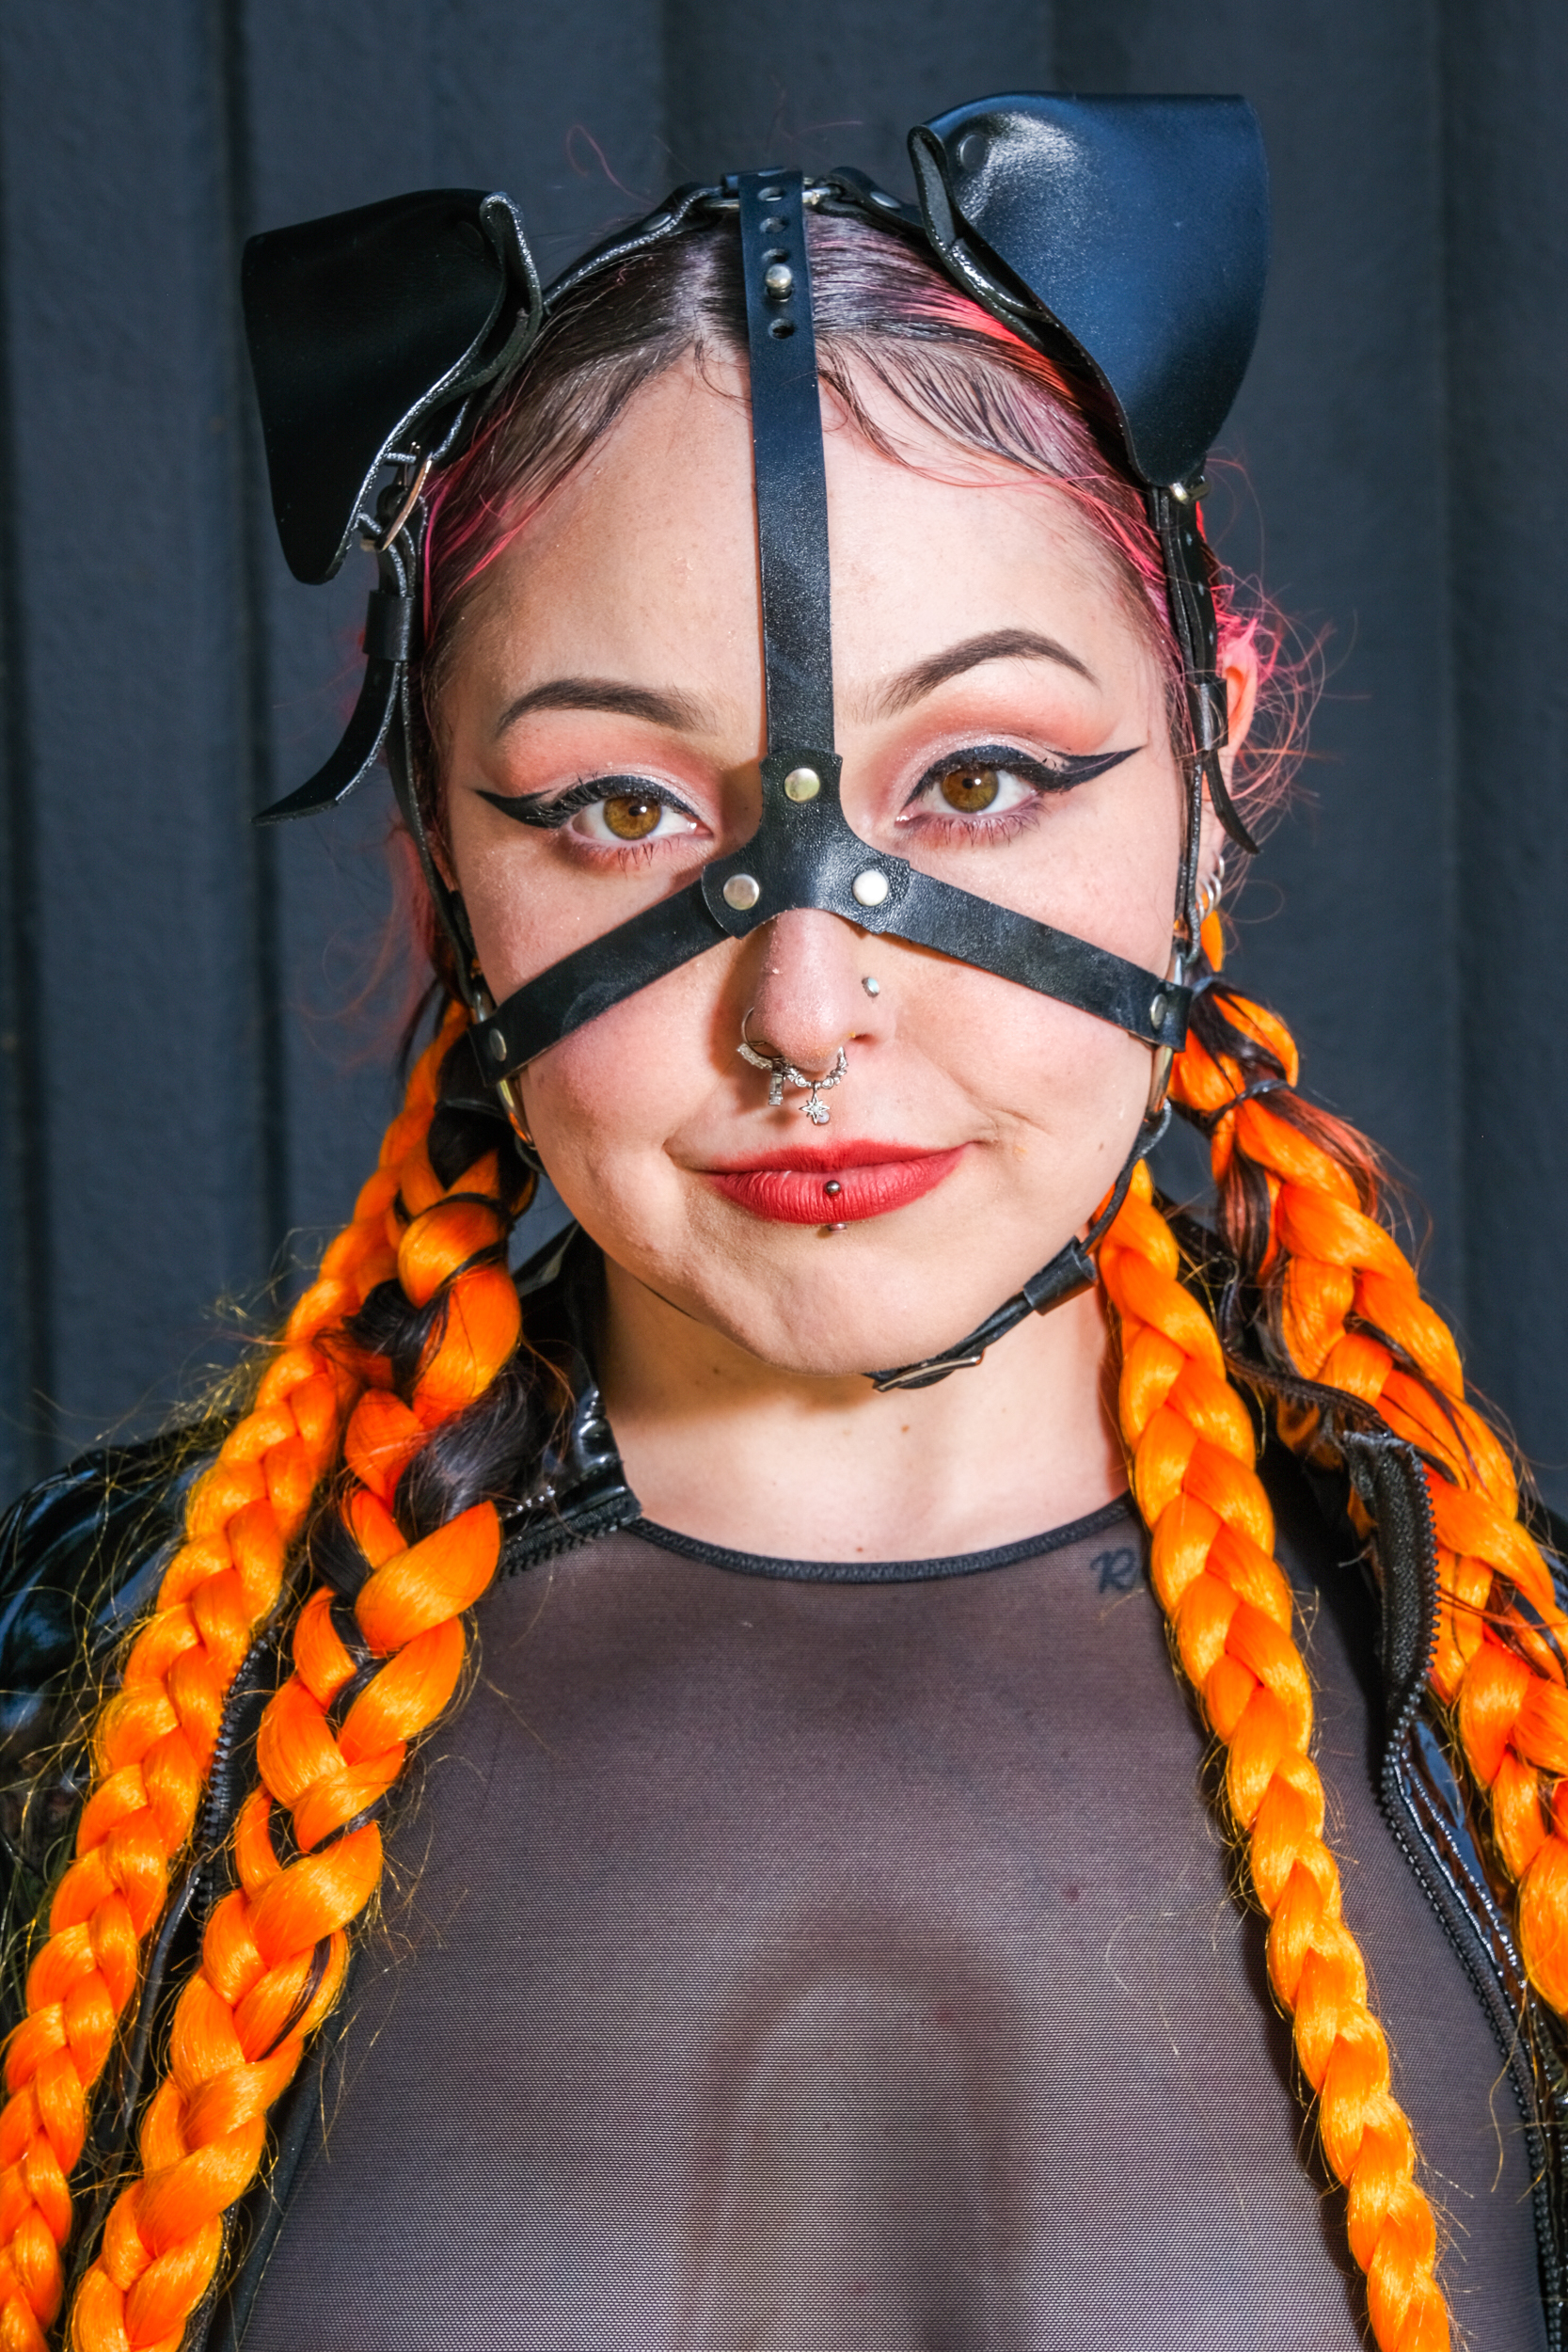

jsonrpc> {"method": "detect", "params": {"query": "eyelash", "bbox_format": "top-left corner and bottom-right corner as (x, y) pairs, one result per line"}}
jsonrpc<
(897, 741), (1138, 839)
(477, 778), (699, 834)
(479, 739), (1136, 854)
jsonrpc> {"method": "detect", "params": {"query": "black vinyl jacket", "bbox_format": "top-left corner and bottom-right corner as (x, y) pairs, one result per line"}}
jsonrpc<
(0, 1223), (1564, 2347)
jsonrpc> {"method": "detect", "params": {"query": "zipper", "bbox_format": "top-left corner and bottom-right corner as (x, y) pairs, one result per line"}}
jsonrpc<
(1347, 1429), (1565, 2351)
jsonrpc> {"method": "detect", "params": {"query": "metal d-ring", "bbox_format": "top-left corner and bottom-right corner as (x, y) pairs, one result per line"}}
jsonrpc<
(737, 1010), (848, 1126)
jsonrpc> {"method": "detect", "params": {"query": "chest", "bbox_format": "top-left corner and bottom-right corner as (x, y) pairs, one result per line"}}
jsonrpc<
(234, 1515), (1546, 2351)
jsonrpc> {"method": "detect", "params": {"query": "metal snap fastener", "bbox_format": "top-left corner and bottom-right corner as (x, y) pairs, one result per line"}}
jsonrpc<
(723, 873), (762, 911)
(957, 132), (987, 171)
(1149, 993), (1167, 1029)
(783, 766), (820, 801)
(851, 869), (890, 908)
(487, 1028), (508, 1060)
(764, 262), (794, 298)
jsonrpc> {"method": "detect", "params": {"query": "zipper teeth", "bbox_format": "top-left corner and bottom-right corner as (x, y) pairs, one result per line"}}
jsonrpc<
(1381, 1758), (1565, 2345)
(500, 1490), (641, 1576)
(1368, 1433), (1563, 2343)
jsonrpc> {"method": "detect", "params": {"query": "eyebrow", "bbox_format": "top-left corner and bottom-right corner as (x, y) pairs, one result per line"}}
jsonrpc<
(857, 628), (1098, 723)
(493, 675), (715, 739)
(491, 628), (1094, 743)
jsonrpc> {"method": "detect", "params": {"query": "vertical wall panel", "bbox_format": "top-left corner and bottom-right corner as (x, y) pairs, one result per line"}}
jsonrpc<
(1444, 0), (1568, 1506)
(664, 0), (1049, 194)
(0, 105), (46, 1499)
(0, 1), (268, 1458)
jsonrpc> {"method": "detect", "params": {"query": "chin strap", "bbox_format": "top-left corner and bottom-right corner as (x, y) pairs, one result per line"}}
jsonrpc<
(868, 1103), (1170, 1391)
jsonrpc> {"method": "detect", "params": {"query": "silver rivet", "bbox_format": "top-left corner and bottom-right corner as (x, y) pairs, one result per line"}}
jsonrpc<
(783, 765), (820, 801)
(862, 976), (879, 996)
(764, 262), (794, 298)
(957, 132), (987, 171)
(869, 189), (900, 211)
(487, 1029), (508, 1060)
(1150, 993), (1167, 1028)
(723, 873), (761, 911)
(851, 869), (889, 908)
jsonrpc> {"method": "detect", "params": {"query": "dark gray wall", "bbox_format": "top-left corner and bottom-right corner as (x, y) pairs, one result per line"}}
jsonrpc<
(1, 2), (1563, 1505)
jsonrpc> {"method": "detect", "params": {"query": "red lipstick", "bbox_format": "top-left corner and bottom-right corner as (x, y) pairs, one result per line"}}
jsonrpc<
(704, 1141), (965, 1225)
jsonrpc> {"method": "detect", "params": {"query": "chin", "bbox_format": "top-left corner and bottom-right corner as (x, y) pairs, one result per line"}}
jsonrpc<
(658, 1225), (1087, 1381)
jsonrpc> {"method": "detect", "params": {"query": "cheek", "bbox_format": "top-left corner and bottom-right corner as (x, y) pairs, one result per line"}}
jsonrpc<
(914, 957), (1151, 1152)
(519, 956), (730, 1176)
(447, 823), (546, 999)
(521, 944), (1150, 1210)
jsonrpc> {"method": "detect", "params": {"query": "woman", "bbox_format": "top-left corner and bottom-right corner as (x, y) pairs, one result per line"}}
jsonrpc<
(0, 94), (1560, 2352)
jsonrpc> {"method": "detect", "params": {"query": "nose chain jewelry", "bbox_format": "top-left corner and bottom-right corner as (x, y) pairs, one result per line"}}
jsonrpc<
(737, 1012), (848, 1125)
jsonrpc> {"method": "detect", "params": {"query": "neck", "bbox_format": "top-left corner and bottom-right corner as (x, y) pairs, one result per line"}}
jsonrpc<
(597, 1260), (1127, 1564)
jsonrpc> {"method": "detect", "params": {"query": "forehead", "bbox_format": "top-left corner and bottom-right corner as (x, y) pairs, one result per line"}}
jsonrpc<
(455, 353), (1163, 716)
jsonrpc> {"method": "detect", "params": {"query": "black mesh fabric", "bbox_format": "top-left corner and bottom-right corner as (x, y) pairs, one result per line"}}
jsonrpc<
(235, 1481), (1546, 2351)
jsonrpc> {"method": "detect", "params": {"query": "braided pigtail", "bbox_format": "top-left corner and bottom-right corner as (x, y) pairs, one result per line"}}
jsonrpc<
(1099, 1159), (1450, 2351)
(0, 1006), (480, 2352)
(1171, 925), (1568, 2023)
(63, 1023), (530, 2352)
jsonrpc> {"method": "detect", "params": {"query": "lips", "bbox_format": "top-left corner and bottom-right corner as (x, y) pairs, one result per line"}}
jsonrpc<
(704, 1142), (966, 1225)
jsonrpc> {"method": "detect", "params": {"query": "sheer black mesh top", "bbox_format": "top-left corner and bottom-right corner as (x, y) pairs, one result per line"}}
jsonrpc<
(235, 1473), (1545, 2351)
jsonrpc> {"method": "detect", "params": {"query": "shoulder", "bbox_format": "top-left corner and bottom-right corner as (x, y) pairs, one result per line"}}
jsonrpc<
(0, 1422), (225, 1758)
(0, 1422), (227, 1931)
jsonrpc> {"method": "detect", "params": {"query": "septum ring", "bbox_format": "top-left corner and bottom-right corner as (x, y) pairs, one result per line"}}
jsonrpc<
(737, 1010), (848, 1126)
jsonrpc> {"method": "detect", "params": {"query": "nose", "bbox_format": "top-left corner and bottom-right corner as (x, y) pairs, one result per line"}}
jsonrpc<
(741, 910), (885, 1075)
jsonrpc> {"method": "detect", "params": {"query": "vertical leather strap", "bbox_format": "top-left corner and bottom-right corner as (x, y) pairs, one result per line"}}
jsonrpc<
(736, 172), (835, 755)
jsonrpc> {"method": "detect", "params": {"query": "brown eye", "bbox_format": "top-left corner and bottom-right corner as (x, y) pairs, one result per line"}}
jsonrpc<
(603, 793), (662, 840)
(940, 766), (1001, 813)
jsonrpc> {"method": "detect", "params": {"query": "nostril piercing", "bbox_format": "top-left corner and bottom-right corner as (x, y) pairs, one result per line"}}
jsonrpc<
(863, 976), (879, 995)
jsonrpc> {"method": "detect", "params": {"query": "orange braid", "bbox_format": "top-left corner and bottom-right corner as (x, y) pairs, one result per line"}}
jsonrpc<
(1173, 943), (1568, 2022)
(1101, 1158), (1450, 2352)
(0, 1006), (468, 2352)
(65, 1045), (524, 2352)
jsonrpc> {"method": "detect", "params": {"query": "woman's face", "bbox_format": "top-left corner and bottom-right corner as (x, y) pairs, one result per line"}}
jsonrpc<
(440, 354), (1210, 1377)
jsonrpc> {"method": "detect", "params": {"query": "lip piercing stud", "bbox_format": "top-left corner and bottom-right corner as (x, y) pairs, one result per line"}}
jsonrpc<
(825, 1181), (842, 1197)
(862, 976), (879, 996)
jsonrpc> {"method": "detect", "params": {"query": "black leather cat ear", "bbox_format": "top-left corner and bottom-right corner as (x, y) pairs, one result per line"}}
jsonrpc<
(243, 186), (542, 585)
(909, 95), (1268, 489)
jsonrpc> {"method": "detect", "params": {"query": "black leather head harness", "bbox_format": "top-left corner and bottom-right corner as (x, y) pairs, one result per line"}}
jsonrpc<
(242, 94), (1269, 1388)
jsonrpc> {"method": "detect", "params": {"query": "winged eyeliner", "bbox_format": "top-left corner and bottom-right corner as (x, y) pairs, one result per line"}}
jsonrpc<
(477, 743), (1141, 831)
